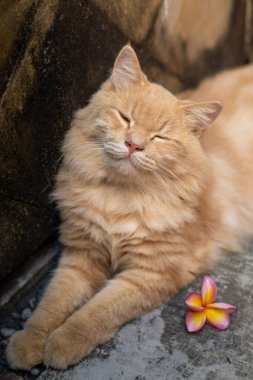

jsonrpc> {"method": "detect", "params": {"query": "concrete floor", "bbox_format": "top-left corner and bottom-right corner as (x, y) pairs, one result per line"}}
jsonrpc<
(1, 240), (253, 380)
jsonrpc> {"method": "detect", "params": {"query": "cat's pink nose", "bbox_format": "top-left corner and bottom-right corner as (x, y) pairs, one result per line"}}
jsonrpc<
(125, 141), (144, 154)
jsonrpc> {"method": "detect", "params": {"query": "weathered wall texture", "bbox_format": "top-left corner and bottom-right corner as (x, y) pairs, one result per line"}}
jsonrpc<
(149, 0), (246, 84)
(0, 0), (252, 280)
(0, 0), (41, 95)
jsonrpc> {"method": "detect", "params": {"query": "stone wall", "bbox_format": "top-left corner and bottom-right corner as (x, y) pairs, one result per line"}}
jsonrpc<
(0, 0), (252, 280)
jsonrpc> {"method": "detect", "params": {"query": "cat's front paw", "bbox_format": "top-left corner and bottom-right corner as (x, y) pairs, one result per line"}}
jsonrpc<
(6, 329), (44, 370)
(44, 326), (94, 369)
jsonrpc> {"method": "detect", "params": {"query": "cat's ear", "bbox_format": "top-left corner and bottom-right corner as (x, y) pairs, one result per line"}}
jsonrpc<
(111, 45), (146, 90)
(180, 100), (222, 137)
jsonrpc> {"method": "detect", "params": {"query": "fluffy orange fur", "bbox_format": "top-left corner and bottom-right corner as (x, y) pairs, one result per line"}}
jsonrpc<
(7, 45), (253, 370)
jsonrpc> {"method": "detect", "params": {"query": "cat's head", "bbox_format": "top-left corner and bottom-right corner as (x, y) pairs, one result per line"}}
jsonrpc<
(74, 45), (222, 186)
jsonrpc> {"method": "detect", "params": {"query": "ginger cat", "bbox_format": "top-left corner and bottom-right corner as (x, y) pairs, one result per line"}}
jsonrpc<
(7, 45), (253, 370)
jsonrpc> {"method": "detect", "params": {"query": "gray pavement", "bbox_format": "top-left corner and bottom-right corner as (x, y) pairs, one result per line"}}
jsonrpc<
(1, 240), (253, 380)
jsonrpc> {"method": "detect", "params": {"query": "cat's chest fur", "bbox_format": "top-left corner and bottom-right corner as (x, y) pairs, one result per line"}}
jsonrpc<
(74, 182), (194, 239)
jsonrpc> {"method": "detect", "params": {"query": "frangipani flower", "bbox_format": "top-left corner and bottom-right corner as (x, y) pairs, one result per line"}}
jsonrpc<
(185, 276), (237, 333)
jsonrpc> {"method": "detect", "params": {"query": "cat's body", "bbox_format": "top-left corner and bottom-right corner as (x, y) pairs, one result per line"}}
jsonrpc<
(7, 46), (253, 370)
(185, 65), (253, 241)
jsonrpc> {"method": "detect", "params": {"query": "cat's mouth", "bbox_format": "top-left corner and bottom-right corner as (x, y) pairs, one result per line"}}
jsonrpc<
(121, 152), (143, 167)
(110, 153), (139, 174)
(120, 155), (133, 162)
(108, 150), (135, 163)
(119, 154), (136, 166)
(104, 148), (144, 174)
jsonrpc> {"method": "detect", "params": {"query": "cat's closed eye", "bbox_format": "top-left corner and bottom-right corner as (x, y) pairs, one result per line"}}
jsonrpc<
(119, 111), (131, 125)
(151, 135), (169, 141)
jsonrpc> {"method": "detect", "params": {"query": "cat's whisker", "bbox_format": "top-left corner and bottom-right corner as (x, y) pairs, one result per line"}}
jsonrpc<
(154, 168), (178, 195)
(153, 170), (169, 188)
(138, 156), (177, 190)
(131, 155), (179, 195)
(156, 161), (185, 186)
(151, 162), (184, 194)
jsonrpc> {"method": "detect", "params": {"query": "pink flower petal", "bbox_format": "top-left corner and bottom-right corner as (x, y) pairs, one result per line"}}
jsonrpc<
(208, 302), (237, 315)
(185, 293), (204, 311)
(201, 276), (217, 306)
(185, 310), (206, 332)
(206, 308), (230, 330)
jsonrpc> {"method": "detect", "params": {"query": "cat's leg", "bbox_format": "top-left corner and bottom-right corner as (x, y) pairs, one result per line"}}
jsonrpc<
(6, 250), (109, 370)
(43, 267), (191, 369)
